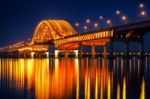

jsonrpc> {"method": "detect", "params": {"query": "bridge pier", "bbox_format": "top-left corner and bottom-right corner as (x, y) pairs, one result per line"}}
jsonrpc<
(91, 45), (96, 58)
(65, 51), (68, 58)
(55, 50), (59, 58)
(31, 52), (35, 58)
(74, 50), (78, 58)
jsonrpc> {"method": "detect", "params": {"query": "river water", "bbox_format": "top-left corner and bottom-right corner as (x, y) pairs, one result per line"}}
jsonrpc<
(0, 57), (150, 99)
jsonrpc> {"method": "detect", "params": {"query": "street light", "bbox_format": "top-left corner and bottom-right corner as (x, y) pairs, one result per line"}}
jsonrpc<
(94, 23), (98, 28)
(99, 16), (103, 19)
(139, 3), (144, 8)
(140, 11), (146, 16)
(121, 15), (127, 24)
(121, 16), (127, 21)
(83, 26), (88, 32)
(116, 10), (121, 15)
(106, 20), (111, 24)
(137, 3), (146, 22)
(106, 19), (112, 27)
(86, 19), (90, 23)
(75, 22), (79, 27)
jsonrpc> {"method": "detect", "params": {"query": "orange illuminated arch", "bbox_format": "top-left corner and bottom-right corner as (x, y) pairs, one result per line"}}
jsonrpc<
(30, 20), (77, 45)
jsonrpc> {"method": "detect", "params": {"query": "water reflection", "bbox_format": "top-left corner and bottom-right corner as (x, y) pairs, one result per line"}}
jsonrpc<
(0, 57), (149, 99)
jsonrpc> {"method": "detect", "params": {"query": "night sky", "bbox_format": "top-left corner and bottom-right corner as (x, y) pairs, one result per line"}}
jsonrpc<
(0, 0), (150, 51)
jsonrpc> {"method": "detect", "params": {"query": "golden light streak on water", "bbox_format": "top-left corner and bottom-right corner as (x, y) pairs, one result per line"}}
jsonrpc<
(0, 57), (149, 99)
(121, 59), (123, 76)
(0, 59), (2, 79)
(54, 59), (59, 80)
(100, 72), (104, 99)
(140, 77), (145, 99)
(117, 83), (120, 99)
(27, 59), (34, 90)
(85, 71), (90, 99)
(11, 59), (25, 91)
(95, 73), (98, 99)
(138, 59), (141, 75)
(87, 76), (90, 99)
(35, 59), (50, 99)
(123, 77), (126, 99)
(85, 72), (88, 99)
(9, 59), (13, 84)
(107, 75), (111, 99)
(75, 59), (79, 99)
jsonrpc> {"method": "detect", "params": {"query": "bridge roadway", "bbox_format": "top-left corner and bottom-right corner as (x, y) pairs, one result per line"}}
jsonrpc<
(0, 19), (150, 58)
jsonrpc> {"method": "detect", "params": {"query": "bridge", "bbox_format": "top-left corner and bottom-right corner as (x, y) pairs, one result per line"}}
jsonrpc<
(0, 19), (150, 58)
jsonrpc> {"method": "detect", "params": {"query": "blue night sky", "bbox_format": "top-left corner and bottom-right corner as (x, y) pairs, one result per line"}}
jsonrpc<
(0, 0), (150, 51)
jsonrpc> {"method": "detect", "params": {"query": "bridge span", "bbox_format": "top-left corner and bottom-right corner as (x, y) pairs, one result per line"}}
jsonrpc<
(0, 19), (150, 58)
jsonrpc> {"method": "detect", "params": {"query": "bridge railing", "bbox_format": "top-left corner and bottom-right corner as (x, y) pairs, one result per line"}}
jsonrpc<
(54, 29), (113, 47)
(113, 19), (150, 32)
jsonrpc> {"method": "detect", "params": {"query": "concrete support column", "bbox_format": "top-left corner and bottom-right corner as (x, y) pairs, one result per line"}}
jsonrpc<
(31, 52), (34, 58)
(91, 45), (96, 58)
(65, 51), (68, 58)
(55, 50), (59, 58)
(139, 39), (144, 57)
(79, 43), (82, 58)
(46, 52), (49, 58)
(104, 44), (107, 59)
(74, 50), (78, 58)
(125, 42), (129, 58)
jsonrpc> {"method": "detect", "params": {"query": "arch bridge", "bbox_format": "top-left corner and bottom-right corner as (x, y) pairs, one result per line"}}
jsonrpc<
(1, 19), (150, 58)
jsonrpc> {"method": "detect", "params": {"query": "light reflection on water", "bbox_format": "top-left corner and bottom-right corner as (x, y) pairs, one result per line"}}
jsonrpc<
(0, 57), (150, 99)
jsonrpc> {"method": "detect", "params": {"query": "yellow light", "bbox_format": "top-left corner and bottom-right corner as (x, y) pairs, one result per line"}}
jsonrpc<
(46, 52), (49, 58)
(19, 47), (32, 52)
(74, 50), (78, 58)
(55, 50), (59, 58)
(31, 52), (35, 58)
(95, 73), (98, 99)
(140, 11), (146, 16)
(107, 76), (111, 99)
(123, 77), (126, 99)
(121, 16), (127, 21)
(140, 77), (145, 99)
